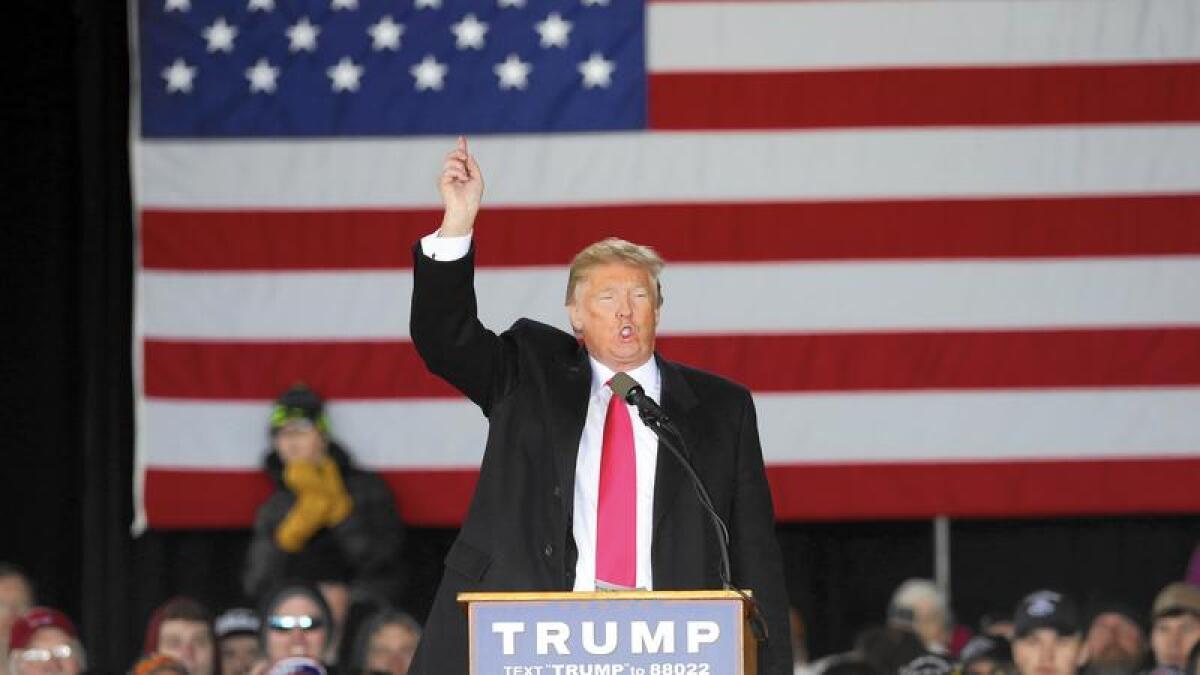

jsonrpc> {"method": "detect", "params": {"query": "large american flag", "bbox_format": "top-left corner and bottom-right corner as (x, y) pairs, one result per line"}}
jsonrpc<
(132, 0), (1200, 530)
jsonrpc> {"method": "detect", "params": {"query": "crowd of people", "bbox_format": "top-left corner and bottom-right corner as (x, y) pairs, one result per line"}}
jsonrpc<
(789, 579), (1200, 675)
(0, 570), (420, 675)
(3, 558), (1198, 675)
(1, 382), (1197, 675)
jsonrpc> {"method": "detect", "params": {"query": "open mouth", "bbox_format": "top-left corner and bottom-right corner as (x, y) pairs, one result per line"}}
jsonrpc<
(619, 325), (634, 340)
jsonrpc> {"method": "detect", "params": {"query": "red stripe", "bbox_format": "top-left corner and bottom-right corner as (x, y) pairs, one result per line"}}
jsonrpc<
(141, 195), (1200, 270)
(143, 468), (477, 528)
(143, 339), (460, 400)
(143, 457), (1200, 528)
(144, 328), (1200, 400)
(649, 63), (1200, 129)
(767, 457), (1200, 520)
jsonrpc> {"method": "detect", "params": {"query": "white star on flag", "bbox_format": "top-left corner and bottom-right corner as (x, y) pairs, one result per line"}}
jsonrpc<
(368, 16), (404, 51)
(494, 53), (532, 90)
(287, 18), (319, 52)
(535, 12), (572, 48)
(578, 52), (614, 88)
(410, 55), (448, 91)
(414, 0), (442, 9)
(327, 57), (364, 92)
(162, 58), (197, 93)
(202, 17), (238, 53)
(245, 58), (279, 93)
(497, 0), (525, 7)
(581, 0), (610, 5)
(247, 0), (274, 11)
(164, 0), (190, 11)
(331, 0), (358, 9)
(451, 14), (488, 50)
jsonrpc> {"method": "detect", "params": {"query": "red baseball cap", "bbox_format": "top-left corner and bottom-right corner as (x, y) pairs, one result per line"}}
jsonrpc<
(9, 607), (79, 650)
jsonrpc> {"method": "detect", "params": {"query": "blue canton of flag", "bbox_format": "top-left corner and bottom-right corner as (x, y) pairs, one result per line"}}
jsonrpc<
(138, 0), (646, 137)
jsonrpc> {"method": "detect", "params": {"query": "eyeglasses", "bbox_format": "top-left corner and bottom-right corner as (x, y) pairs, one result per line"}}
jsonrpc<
(267, 615), (324, 632)
(16, 645), (75, 663)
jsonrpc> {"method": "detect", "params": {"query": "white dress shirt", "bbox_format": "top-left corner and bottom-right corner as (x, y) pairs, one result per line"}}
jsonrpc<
(420, 230), (661, 590)
(572, 356), (661, 591)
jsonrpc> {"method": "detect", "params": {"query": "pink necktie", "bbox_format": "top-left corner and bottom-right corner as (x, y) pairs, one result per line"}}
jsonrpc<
(596, 386), (637, 588)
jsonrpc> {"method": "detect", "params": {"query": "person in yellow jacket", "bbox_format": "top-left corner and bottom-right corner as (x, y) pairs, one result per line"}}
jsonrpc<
(242, 385), (407, 626)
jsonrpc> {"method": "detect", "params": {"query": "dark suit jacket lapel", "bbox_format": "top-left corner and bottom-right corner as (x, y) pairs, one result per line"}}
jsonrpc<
(652, 355), (700, 536)
(548, 344), (592, 522)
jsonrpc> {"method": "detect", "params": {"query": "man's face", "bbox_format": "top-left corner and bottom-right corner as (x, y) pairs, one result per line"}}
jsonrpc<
(218, 634), (261, 675)
(567, 263), (659, 373)
(1151, 613), (1200, 668)
(273, 425), (326, 464)
(0, 575), (34, 643)
(908, 597), (949, 652)
(366, 623), (420, 675)
(12, 627), (82, 675)
(1014, 628), (1083, 675)
(1085, 613), (1145, 667)
(158, 619), (215, 675)
(265, 596), (328, 664)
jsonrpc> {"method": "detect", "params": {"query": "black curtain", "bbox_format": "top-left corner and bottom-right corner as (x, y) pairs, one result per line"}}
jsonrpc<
(3, 3), (1196, 673)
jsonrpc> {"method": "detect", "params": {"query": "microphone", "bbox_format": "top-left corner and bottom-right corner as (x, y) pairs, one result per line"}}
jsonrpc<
(608, 372), (670, 427)
(606, 372), (770, 646)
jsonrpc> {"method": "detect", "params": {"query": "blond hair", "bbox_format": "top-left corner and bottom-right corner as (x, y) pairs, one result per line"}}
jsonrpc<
(565, 238), (665, 307)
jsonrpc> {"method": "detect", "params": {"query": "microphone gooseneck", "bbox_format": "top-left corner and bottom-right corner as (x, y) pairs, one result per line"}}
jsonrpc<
(606, 371), (770, 646)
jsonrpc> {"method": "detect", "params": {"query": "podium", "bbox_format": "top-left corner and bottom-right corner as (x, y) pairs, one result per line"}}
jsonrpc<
(459, 590), (759, 675)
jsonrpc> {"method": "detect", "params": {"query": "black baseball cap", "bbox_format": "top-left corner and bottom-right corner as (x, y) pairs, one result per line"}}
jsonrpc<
(1014, 590), (1080, 639)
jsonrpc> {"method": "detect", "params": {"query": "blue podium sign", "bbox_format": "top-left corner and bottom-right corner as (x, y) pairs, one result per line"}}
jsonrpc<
(462, 591), (751, 675)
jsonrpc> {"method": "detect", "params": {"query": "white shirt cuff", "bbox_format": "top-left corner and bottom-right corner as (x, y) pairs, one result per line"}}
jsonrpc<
(419, 230), (472, 261)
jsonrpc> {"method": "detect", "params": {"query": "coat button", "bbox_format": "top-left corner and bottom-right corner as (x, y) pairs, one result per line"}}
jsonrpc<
(552, 485), (561, 499)
(543, 543), (554, 557)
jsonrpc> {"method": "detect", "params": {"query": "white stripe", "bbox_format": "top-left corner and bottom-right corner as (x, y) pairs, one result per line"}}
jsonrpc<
(143, 399), (489, 469)
(142, 387), (1200, 470)
(755, 387), (1200, 464)
(135, 126), (1200, 208)
(140, 257), (1200, 339)
(648, 0), (1200, 72)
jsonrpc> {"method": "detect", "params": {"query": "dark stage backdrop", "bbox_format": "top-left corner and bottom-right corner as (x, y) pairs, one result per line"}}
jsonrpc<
(3, 3), (1197, 673)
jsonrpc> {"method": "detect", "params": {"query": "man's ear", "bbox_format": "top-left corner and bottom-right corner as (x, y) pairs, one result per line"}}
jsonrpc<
(567, 301), (584, 335)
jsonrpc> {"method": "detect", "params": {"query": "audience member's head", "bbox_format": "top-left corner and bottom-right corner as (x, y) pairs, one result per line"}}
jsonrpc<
(348, 609), (421, 675)
(1150, 583), (1200, 670)
(144, 596), (216, 675)
(1, 565), (36, 666)
(214, 608), (262, 675)
(889, 579), (951, 654)
(1011, 590), (1082, 675)
(270, 385), (331, 466)
(261, 584), (332, 666)
(960, 635), (1016, 675)
(980, 610), (1016, 642)
(1081, 600), (1147, 675)
(856, 624), (928, 675)
(7, 607), (85, 675)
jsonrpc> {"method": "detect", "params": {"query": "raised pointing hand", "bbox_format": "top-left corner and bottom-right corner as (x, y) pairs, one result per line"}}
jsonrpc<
(438, 135), (484, 237)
